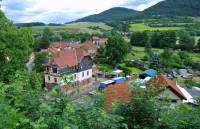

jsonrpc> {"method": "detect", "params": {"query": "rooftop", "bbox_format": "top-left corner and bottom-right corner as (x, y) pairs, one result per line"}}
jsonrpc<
(104, 83), (130, 111)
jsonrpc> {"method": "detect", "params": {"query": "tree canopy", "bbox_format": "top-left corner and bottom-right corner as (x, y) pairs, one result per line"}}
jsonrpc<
(0, 10), (34, 82)
(105, 35), (129, 65)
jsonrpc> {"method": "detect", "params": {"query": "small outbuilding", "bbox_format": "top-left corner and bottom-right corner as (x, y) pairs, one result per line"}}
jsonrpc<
(139, 69), (157, 79)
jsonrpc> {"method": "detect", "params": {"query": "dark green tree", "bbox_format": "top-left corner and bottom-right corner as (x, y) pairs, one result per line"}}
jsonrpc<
(35, 27), (53, 51)
(113, 84), (167, 129)
(179, 31), (195, 51)
(150, 32), (162, 48)
(198, 38), (200, 49)
(34, 52), (48, 72)
(130, 31), (148, 46)
(159, 104), (200, 129)
(105, 35), (129, 65)
(150, 31), (177, 48)
(145, 41), (152, 54)
(149, 52), (161, 70)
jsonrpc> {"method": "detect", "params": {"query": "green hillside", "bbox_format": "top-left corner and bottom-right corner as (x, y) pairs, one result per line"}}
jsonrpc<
(144, 0), (200, 17)
(30, 22), (112, 34)
(76, 0), (200, 22)
(76, 7), (139, 22)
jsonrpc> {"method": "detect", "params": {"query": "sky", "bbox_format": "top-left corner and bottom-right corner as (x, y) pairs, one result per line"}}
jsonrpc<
(0, 0), (163, 23)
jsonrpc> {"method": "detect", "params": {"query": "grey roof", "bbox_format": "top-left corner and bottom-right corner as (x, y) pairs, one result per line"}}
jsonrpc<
(184, 87), (200, 97)
(178, 69), (188, 76)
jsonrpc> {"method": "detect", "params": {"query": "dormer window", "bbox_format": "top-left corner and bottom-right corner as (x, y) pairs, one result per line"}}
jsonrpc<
(52, 67), (57, 73)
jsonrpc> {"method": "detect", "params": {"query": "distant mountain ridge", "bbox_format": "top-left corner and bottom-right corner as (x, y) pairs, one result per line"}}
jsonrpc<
(76, 7), (139, 22)
(144, 0), (200, 17)
(76, 0), (200, 22)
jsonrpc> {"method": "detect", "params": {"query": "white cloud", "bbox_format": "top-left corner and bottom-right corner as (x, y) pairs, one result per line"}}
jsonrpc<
(135, 1), (159, 11)
(1, 0), (163, 23)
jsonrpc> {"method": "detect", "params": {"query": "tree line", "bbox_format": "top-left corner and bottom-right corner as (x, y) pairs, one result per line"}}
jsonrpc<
(130, 30), (199, 51)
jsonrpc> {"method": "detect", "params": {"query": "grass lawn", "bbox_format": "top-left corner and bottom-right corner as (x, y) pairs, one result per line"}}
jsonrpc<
(119, 63), (143, 74)
(97, 63), (114, 73)
(194, 36), (200, 45)
(125, 47), (163, 61)
(130, 23), (182, 32)
(188, 52), (200, 62)
(30, 22), (112, 34)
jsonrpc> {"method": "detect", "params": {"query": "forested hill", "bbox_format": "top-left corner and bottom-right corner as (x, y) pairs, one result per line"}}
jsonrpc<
(76, 0), (200, 22)
(144, 0), (200, 17)
(76, 7), (139, 22)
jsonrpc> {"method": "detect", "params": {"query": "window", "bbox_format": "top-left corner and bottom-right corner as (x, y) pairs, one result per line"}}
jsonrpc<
(48, 76), (50, 81)
(171, 99), (177, 103)
(87, 71), (89, 76)
(52, 67), (57, 73)
(46, 67), (49, 72)
(82, 72), (84, 77)
(54, 78), (57, 83)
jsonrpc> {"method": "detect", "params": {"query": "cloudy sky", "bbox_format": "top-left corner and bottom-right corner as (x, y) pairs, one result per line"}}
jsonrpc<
(1, 0), (163, 23)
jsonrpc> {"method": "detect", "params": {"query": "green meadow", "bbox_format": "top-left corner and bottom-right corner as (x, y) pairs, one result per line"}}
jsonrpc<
(130, 23), (182, 32)
(30, 22), (112, 34)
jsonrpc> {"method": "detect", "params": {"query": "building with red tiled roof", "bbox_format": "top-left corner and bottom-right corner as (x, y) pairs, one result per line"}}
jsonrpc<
(104, 83), (130, 111)
(44, 47), (93, 91)
(150, 75), (187, 103)
(50, 41), (97, 55)
(81, 41), (97, 54)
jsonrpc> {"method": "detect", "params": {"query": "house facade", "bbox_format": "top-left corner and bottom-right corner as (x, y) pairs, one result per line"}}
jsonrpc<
(92, 36), (108, 46)
(44, 48), (93, 90)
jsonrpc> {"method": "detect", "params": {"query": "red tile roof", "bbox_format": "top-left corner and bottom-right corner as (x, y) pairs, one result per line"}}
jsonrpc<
(52, 42), (69, 49)
(151, 75), (186, 100)
(48, 49), (88, 67)
(104, 83), (130, 111)
(51, 41), (97, 52)
(81, 41), (97, 51)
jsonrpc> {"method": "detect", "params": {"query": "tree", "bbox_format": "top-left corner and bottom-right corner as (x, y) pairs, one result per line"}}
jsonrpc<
(145, 41), (152, 54)
(105, 35), (129, 65)
(130, 31), (148, 46)
(113, 84), (168, 129)
(150, 31), (177, 49)
(0, 12), (34, 82)
(35, 27), (53, 51)
(149, 52), (161, 70)
(198, 39), (200, 49)
(150, 32), (162, 48)
(34, 52), (48, 72)
(158, 104), (200, 129)
(179, 31), (195, 51)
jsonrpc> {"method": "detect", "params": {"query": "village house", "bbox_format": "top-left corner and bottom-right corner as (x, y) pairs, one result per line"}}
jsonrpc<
(51, 41), (97, 55)
(150, 75), (187, 106)
(92, 36), (108, 46)
(44, 44), (94, 92)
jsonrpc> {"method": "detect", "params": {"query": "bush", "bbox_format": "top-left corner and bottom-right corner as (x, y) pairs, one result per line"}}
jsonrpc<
(185, 80), (200, 88)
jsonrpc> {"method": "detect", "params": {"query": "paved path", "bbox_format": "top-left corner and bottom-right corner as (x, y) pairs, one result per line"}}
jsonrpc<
(26, 53), (35, 72)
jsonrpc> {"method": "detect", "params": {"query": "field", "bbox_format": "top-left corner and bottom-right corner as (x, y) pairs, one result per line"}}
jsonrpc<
(30, 22), (112, 34)
(126, 47), (200, 62)
(125, 47), (164, 61)
(130, 23), (182, 32)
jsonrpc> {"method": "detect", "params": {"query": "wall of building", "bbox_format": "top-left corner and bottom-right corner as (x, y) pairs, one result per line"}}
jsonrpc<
(45, 69), (92, 84)
(159, 88), (182, 102)
(45, 74), (61, 84)
(74, 69), (92, 82)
